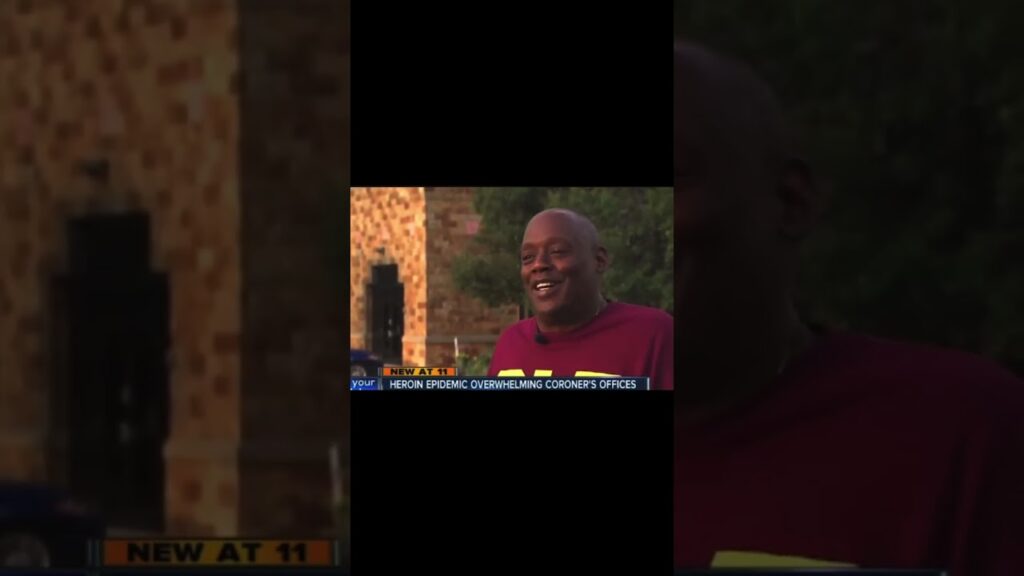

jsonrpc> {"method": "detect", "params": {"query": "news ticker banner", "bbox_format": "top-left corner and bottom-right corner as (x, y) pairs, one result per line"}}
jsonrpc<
(83, 539), (342, 570)
(351, 367), (651, 391)
(675, 565), (946, 569)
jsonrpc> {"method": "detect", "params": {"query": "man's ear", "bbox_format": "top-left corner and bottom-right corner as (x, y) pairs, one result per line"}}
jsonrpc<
(777, 157), (824, 241)
(595, 245), (610, 274)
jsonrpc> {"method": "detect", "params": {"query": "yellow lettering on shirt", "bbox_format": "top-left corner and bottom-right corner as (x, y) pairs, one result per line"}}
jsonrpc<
(711, 550), (856, 568)
(496, 369), (621, 377)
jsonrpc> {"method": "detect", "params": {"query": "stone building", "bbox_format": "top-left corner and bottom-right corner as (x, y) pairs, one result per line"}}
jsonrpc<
(0, 0), (349, 539)
(349, 188), (519, 367)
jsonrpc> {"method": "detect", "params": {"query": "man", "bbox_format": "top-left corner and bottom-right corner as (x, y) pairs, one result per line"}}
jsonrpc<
(487, 208), (674, 390)
(674, 40), (1024, 573)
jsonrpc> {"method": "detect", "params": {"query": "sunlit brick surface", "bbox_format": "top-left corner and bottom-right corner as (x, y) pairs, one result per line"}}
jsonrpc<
(0, 0), (349, 539)
(350, 187), (518, 366)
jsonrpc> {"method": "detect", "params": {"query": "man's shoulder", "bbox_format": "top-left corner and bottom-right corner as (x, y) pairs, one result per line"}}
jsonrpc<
(826, 332), (1024, 418)
(840, 333), (1017, 383)
(495, 317), (533, 343)
(489, 319), (533, 374)
(611, 301), (673, 329)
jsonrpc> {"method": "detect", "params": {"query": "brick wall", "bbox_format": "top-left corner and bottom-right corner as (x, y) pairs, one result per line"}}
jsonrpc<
(349, 188), (518, 368)
(424, 188), (518, 366)
(237, 0), (349, 538)
(0, 0), (242, 535)
(1, 0), (351, 542)
(349, 188), (428, 365)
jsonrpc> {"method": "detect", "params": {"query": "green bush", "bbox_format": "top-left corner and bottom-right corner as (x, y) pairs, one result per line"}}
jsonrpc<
(677, 1), (1024, 374)
(457, 352), (492, 377)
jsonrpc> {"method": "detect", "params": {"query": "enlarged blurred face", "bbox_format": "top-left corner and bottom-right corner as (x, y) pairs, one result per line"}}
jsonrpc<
(520, 212), (598, 322)
(674, 46), (777, 246)
(675, 65), (719, 241)
(674, 43), (791, 336)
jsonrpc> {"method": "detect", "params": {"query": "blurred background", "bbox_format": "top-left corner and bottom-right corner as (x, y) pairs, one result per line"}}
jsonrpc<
(349, 187), (673, 376)
(0, 0), (349, 566)
(677, 1), (1024, 376)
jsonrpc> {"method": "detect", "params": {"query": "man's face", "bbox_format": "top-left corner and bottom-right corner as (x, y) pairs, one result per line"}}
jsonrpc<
(675, 70), (719, 241)
(675, 51), (776, 246)
(674, 44), (798, 366)
(520, 212), (599, 322)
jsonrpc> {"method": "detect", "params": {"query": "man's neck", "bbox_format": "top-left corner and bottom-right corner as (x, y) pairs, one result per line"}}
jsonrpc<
(536, 295), (607, 333)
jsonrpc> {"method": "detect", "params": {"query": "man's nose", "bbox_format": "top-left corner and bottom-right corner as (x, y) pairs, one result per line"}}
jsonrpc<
(530, 254), (552, 272)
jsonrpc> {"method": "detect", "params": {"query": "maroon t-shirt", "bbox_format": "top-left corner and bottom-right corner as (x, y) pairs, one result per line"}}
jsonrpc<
(488, 301), (674, 390)
(675, 332), (1024, 574)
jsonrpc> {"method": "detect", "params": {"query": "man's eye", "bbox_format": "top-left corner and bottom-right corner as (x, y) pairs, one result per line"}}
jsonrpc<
(522, 255), (534, 263)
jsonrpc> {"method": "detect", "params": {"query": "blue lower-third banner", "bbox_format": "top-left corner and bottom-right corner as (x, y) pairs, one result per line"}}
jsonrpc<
(350, 376), (651, 391)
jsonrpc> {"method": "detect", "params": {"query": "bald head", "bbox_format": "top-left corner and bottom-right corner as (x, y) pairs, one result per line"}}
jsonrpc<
(674, 40), (817, 248)
(524, 208), (600, 251)
(675, 41), (794, 196)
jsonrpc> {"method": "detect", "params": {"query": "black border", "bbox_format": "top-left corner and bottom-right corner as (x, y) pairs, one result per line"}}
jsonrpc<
(351, 2), (672, 187)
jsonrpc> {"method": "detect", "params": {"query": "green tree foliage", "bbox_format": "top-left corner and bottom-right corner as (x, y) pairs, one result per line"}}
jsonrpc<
(676, 1), (1024, 373)
(450, 188), (547, 315)
(452, 188), (674, 316)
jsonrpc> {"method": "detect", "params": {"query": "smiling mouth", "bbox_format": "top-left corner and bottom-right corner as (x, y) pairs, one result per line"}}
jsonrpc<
(532, 280), (562, 294)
